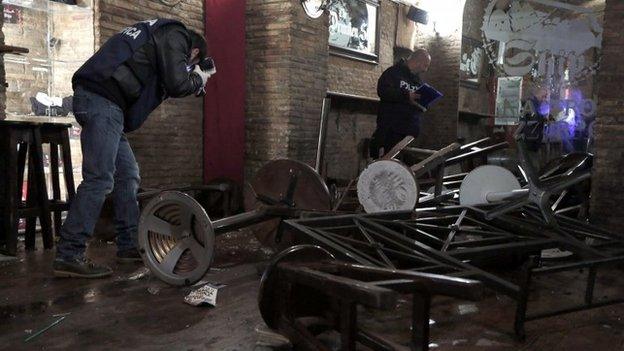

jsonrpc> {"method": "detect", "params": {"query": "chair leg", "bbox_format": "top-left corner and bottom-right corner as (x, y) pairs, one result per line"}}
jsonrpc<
(3, 132), (20, 255)
(16, 143), (29, 248)
(17, 142), (28, 194)
(25, 163), (37, 251)
(60, 129), (76, 200)
(50, 143), (62, 236)
(31, 128), (54, 250)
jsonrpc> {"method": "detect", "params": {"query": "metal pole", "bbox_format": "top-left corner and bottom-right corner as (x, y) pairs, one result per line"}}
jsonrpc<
(315, 97), (331, 174)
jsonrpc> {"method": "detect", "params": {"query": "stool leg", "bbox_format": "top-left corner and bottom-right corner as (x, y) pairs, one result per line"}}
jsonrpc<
(3, 132), (20, 255)
(60, 129), (76, 200)
(31, 128), (54, 250)
(25, 162), (37, 251)
(17, 142), (28, 197)
(50, 143), (62, 236)
(17, 142), (28, 250)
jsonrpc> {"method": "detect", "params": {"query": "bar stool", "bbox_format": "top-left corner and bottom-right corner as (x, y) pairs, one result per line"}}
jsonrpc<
(0, 120), (53, 255)
(40, 122), (76, 238)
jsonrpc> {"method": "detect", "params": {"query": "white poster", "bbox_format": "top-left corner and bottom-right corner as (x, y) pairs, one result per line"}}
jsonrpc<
(495, 77), (523, 125)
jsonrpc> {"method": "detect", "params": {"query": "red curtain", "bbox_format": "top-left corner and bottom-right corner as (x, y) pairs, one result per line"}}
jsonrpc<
(203, 0), (246, 184)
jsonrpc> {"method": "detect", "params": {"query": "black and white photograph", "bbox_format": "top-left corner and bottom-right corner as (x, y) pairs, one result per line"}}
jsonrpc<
(328, 0), (379, 61)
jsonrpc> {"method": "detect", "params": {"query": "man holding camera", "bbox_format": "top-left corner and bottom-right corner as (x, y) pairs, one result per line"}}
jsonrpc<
(54, 19), (215, 278)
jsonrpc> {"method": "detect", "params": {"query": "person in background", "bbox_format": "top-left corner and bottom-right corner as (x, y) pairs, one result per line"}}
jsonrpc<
(53, 19), (215, 279)
(370, 48), (431, 158)
(521, 85), (550, 170)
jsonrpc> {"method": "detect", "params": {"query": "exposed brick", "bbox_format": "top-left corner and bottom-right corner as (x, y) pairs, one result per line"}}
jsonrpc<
(246, 0), (464, 179)
(96, 0), (205, 188)
(245, 0), (327, 179)
(590, 0), (624, 231)
(410, 0), (463, 149)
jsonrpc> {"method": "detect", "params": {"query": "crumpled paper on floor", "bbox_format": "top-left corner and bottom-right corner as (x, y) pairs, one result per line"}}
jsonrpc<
(184, 283), (226, 307)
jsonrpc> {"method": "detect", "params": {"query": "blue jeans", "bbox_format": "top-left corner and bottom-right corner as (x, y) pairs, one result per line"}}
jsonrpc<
(56, 87), (140, 261)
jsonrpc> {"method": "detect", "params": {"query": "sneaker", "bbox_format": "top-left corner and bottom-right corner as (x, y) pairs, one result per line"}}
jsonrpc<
(116, 248), (143, 263)
(53, 258), (113, 278)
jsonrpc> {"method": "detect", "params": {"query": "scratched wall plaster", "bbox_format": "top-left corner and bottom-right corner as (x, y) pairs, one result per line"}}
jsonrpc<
(481, 0), (603, 84)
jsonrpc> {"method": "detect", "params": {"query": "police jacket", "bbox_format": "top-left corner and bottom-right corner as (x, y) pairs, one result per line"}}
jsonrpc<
(376, 59), (423, 137)
(522, 97), (547, 152)
(73, 19), (204, 132)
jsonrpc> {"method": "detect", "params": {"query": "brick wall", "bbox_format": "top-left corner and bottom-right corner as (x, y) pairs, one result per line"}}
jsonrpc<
(245, 0), (296, 178)
(412, 0), (464, 149)
(286, 0), (328, 166)
(96, 0), (205, 187)
(245, 0), (399, 180)
(245, 0), (328, 178)
(323, 1), (397, 180)
(328, 0), (465, 153)
(3, 4), (49, 116)
(246, 0), (465, 179)
(2, 2), (92, 116)
(327, 0), (396, 98)
(323, 99), (377, 180)
(0, 1), (5, 120)
(590, 0), (624, 231)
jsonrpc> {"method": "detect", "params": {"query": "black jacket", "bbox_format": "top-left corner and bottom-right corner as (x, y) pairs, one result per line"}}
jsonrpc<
(376, 59), (423, 137)
(75, 23), (203, 115)
(522, 97), (547, 152)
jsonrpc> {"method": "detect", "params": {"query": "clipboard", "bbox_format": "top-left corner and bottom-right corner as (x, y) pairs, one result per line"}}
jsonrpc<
(415, 83), (443, 112)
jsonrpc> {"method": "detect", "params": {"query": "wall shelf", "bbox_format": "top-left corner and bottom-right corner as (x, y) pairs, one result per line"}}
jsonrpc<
(0, 45), (29, 55)
(327, 91), (380, 103)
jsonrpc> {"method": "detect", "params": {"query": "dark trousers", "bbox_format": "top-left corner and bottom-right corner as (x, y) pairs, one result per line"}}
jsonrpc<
(370, 128), (412, 159)
(56, 87), (140, 261)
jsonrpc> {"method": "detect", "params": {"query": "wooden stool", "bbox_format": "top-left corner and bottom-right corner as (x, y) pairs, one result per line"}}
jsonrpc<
(23, 122), (76, 248)
(40, 122), (76, 238)
(0, 121), (53, 255)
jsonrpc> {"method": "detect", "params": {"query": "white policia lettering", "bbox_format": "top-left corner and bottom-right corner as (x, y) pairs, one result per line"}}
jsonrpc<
(120, 26), (142, 40)
(400, 80), (418, 93)
(120, 19), (158, 40)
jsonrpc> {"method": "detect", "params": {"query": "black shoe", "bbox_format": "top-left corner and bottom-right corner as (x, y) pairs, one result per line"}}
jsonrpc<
(116, 249), (143, 263)
(53, 258), (113, 278)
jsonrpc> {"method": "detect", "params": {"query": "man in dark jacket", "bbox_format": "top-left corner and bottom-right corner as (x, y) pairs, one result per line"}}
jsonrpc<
(371, 49), (431, 158)
(521, 85), (550, 170)
(53, 19), (214, 278)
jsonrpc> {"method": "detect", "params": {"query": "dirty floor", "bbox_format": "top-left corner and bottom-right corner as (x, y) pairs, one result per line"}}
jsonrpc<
(1, 230), (623, 350)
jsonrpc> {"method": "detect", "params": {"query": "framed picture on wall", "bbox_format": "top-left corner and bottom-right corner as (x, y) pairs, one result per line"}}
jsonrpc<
(495, 76), (523, 125)
(327, 0), (380, 64)
(460, 36), (485, 89)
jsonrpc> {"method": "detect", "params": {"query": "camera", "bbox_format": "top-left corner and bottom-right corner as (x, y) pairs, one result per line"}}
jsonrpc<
(198, 57), (216, 75)
(195, 57), (216, 97)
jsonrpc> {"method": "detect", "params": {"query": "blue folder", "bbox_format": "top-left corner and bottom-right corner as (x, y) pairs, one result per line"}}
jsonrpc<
(415, 83), (443, 111)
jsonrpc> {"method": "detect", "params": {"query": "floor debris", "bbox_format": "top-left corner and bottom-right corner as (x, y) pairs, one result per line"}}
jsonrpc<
(126, 267), (150, 281)
(24, 316), (67, 343)
(52, 312), (72, 318)
(184, 283), (226, 307)
(458, 303), (479, 315)
(254, 324), (292, 349)
(147, 285), (161, 295)
(0, 254), (19, 263)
